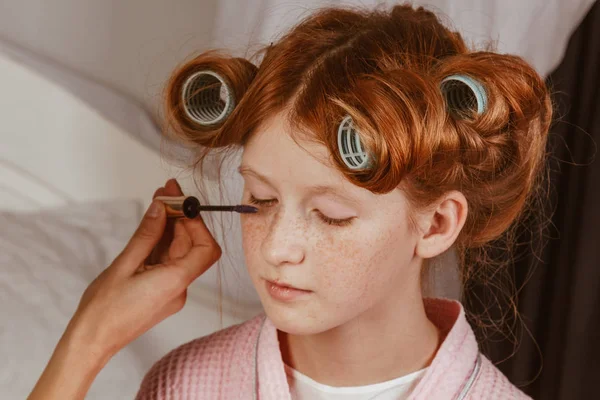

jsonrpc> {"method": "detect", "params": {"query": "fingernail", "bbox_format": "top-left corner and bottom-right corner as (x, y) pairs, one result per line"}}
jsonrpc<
(147, 200), (162, 218)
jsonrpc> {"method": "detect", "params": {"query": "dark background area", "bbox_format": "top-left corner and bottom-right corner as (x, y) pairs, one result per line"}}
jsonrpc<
(468, 3), (600, 399)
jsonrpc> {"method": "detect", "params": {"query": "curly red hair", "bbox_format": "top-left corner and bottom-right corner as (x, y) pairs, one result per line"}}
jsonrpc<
(162, 4), (552, 333)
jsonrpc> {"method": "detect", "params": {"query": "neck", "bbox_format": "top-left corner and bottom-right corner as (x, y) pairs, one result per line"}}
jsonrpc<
(278, 285), (440, 387)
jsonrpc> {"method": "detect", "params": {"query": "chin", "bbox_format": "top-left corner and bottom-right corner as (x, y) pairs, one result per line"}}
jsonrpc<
(259, 296), (336, 336)
(267, 309), (324, 335)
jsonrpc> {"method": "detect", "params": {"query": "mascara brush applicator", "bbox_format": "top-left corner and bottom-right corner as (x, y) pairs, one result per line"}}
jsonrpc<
(154, 196), (258, 219)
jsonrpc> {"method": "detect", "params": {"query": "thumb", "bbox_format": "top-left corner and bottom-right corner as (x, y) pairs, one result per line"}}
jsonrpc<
(116, 200), (167, 274)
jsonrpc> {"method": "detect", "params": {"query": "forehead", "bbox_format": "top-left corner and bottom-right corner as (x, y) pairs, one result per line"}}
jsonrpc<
(241, 113), (412, 222)
(242, 113), (344, 188)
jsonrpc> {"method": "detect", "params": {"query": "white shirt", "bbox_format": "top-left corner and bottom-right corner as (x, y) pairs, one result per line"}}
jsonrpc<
(284, 364), (427, 400)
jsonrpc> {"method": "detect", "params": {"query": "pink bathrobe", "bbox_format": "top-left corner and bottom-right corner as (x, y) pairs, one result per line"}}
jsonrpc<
(136, 298), (531, 399)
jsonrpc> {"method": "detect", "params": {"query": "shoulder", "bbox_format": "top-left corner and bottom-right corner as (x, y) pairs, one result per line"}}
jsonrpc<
(135, 313), (266, 400)
(468, 354), (532, 399)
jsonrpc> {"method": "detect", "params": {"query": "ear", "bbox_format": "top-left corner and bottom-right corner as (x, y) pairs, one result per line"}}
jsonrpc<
(414, 191), (468, 259)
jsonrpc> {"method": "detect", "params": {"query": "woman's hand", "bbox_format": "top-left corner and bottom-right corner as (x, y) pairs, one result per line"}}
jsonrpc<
(28, 179), (222, 400)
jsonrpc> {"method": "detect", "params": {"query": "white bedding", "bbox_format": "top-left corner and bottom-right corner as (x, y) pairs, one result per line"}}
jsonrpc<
(0, 50), (172, 212)
(0, 199), (262, 399)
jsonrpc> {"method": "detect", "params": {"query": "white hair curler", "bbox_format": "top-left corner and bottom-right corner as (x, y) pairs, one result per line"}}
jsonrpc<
(181, 70), (235, 126)
(337, 115), (370, 170)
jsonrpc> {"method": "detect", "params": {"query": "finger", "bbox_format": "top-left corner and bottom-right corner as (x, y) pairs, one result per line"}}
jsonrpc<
(173, 239), (222, 284)
(145, 187), (166, 264)
(153, 187), (166, 199)
(173, 218), (221, 282)
(168, 220), (192, 261)
(164, 178), (184, 196)
(148, 217), (177, 265)
(152, 181), (181, 261)
(117, 200), (167, 273)
(183, 209), (213, 244)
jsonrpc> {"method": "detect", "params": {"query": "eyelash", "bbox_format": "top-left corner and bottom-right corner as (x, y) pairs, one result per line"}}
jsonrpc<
(247, 195), (354, 227)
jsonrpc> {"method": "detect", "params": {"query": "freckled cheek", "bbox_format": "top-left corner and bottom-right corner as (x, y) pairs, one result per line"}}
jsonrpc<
(312, 227), (399, 304)
(240, 215), (267, 269)
(312, 234), (372, 297)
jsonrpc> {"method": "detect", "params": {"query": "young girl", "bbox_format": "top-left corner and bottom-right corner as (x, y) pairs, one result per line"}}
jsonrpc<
(29, 4), (551, 400)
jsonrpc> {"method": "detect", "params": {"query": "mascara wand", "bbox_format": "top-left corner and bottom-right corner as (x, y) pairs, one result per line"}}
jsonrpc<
(154, 196), (258, 219)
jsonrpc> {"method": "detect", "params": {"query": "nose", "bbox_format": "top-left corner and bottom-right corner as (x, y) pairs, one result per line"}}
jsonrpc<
(261, 208), (306, 267)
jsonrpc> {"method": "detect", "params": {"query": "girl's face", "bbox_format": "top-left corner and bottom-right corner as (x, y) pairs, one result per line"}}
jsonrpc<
(240, 112), (424, 335)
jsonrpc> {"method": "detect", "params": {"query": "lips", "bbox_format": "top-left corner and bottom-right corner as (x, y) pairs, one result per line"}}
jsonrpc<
(264, 278), (312, 302)
(266, 279), (309, 292)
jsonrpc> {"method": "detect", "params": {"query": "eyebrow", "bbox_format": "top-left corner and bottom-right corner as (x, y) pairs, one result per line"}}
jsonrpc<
(237, 165), (361, 206)
(238, 165), (272, 187)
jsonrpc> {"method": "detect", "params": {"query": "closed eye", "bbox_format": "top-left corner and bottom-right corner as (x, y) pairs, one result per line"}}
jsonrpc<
(248, 195), (354, 227)
(248, 194), (277, 207)
(315, 211), (355, 227)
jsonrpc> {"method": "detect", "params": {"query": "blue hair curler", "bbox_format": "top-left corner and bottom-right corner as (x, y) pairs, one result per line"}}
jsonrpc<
(440, 74), (487, 117)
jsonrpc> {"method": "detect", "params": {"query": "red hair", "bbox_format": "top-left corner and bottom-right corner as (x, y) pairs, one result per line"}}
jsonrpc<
(163, 4), (552, 335)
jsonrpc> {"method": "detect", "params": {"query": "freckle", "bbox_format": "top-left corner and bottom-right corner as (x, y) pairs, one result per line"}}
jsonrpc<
(241, 217), (265, 253)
